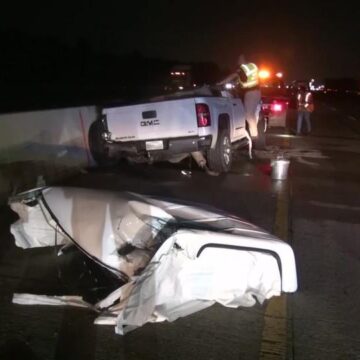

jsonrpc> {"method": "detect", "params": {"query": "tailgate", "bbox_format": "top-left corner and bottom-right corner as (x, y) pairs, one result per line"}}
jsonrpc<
(104, 98), (199, 142)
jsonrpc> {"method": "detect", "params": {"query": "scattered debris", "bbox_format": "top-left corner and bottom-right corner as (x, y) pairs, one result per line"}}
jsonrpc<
(9, 187), (297, 335)
(181, 170), (192, 177)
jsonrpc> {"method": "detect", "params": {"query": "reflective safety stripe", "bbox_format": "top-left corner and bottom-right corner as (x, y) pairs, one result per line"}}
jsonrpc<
(242, 64), (250, 72)
(239, 63), (259, 88)
(243, 80), (259, 88)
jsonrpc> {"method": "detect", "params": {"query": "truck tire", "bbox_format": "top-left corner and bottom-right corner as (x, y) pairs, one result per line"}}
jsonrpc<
(207, 129), (232, 173)
(88, 121), (114, 167)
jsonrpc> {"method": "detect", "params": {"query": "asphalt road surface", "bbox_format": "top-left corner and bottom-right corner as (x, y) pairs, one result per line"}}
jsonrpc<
(1, 95), (360, 360)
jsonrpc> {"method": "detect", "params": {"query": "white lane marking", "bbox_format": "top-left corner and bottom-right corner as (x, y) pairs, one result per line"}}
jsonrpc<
(297, 156), (320, 167)
(309, 201), (360, 211)
(259, 182), (290, 359)
(348, 116), (357, 121)
(330, 106), (337, 111)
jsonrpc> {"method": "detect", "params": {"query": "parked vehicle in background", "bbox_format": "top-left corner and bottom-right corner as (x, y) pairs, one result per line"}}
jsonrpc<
(89, 86), (251, 174)
(259, 72), (289, 131)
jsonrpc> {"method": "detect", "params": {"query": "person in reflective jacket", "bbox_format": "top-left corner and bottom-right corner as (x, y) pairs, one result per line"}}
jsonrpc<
(218, 55), (261, 145)
(296, 85), (314, 135)
(238, 61), (261, 141)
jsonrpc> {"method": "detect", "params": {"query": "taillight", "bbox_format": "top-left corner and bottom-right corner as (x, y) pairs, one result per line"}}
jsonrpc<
(196, 103), (211, 127)
(271, 103), (283, 112)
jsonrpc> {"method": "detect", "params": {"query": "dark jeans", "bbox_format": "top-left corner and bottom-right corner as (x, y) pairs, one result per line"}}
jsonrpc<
(297, 110), (311, 134)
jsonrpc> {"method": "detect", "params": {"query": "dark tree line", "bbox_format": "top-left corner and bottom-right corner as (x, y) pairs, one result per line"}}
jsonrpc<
(0, 29), (225, 112)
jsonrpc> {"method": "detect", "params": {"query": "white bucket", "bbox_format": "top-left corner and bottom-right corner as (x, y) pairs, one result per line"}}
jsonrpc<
(271, 159), (290, 180)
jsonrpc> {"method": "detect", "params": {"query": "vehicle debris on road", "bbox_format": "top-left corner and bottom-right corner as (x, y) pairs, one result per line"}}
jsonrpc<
(9, 187), (297, 335)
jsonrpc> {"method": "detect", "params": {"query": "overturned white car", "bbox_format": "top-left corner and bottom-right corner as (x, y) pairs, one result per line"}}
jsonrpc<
(9, 187), (297, 335)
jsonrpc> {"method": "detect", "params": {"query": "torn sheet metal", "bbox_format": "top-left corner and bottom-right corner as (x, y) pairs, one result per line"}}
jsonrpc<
(12, 293), (91, 309)
(9, 187), (297, 335)
(115, 230), (283, 335)
(41, 187), (174, 279)
(10, 198), (68, 249)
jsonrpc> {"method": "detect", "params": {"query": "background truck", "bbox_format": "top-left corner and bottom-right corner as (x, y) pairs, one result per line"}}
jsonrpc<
(89, 87), (251, 174)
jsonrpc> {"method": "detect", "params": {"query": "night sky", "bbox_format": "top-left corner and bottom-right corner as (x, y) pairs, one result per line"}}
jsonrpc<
(1, 0), (359, 80)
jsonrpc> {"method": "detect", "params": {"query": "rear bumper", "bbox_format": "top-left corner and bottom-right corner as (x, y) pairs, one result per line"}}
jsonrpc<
(106, 135), (212, 157)
(261, 98), (288, 128)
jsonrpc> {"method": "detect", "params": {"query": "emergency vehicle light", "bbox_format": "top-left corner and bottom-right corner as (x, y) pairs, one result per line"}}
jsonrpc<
(259, 70), (270, 79)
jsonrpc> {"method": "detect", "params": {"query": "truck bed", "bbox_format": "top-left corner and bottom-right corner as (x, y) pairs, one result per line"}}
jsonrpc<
(104, 98), (201, 142)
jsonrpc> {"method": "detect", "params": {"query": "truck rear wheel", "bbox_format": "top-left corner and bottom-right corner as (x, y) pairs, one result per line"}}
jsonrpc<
(88, 121), (114, 167)
(207, 130), (232, 173)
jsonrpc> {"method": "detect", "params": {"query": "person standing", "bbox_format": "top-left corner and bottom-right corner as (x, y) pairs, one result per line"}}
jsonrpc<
(296, 85), (313, 135)
(239, 62), (261, 142)
(218, 55), (261, 146)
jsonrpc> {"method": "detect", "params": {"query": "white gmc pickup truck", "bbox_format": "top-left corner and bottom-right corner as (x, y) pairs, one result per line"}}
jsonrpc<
(89, 87), (251, 174)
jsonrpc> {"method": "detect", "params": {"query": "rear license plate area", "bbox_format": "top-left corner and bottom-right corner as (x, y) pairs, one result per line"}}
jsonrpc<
(145, 140), (164, 151)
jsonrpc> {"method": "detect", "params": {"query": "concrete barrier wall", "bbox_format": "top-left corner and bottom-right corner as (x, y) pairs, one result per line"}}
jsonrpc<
(0, 106), (97, 202)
